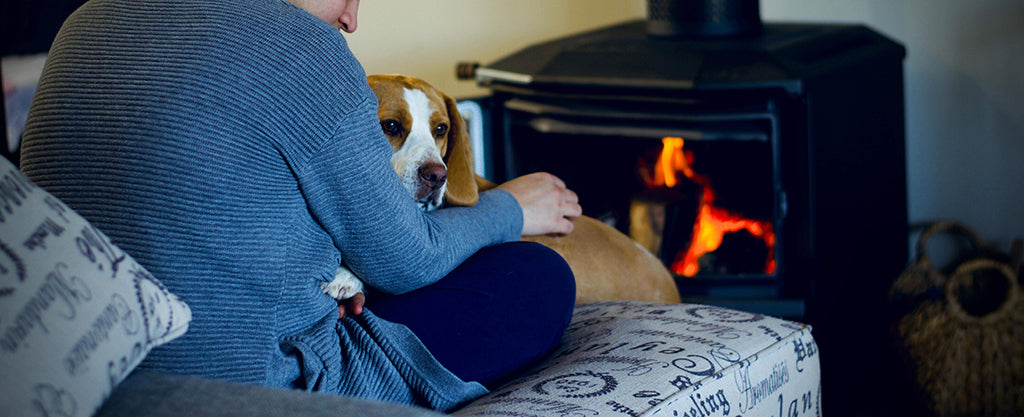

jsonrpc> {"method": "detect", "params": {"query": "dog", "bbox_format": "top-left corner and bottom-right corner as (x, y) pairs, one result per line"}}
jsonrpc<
(322, 74), (680, 304)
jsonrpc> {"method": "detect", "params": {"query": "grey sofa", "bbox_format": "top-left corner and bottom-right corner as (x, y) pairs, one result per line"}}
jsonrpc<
(96, 300), (822, 417)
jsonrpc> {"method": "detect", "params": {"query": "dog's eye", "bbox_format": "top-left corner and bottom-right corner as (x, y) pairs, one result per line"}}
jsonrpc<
(433, 123), (449, 138)
(381, 120), (401, 136)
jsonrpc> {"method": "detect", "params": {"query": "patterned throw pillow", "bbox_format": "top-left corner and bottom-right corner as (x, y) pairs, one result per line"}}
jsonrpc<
(0, 158), (191, 417)
(456, 301), (821, 417)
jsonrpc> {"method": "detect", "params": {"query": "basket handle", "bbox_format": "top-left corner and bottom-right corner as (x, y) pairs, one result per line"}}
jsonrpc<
(914, 221), (983, 267)
(945, 259), (1019, 322)
(1010, 238), (1022, 273)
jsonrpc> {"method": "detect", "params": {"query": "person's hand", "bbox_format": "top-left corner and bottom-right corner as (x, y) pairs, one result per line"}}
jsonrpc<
(337, 292), (365, 319)
(497, 172), (582, 236)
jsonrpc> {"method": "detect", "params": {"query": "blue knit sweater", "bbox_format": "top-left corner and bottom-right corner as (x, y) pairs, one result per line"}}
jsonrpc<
(19, 0), (522, 411)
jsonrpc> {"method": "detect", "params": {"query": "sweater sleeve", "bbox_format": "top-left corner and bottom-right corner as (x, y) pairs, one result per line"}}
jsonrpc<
(295, 96), (523, 294)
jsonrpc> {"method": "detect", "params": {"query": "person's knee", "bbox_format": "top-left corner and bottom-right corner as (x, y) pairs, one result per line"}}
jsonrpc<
(502, 241), (576, 303)
(469, 241), (575, 326)
(511, 242), (576, 339)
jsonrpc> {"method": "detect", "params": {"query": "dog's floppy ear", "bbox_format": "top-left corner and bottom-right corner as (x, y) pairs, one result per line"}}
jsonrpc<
(441, 93), (480, 207)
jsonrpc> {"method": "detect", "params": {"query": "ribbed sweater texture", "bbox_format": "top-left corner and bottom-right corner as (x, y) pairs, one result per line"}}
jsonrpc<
(19, 0), (521, 411)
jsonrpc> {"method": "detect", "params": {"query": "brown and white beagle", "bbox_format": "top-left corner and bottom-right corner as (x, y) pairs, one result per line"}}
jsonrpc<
(322, 74), (680, 304)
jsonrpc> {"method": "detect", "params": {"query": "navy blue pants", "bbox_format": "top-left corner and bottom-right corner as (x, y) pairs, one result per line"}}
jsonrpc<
(367, 241), (576, 389)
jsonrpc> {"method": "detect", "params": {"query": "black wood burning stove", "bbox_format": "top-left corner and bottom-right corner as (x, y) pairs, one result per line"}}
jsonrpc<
(469, 19), (907, 318)
(461, 2), (910, 413)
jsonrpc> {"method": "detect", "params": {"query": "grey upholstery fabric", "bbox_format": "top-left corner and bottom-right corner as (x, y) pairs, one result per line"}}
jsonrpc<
(95, 370), (446, 417)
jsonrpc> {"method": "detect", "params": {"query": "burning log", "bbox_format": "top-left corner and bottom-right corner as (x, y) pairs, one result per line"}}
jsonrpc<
(636, 137), (776, 277)
(629, 188), (696, 256)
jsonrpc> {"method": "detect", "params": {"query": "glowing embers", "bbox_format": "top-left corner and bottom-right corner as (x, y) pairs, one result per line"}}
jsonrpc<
(636, 137), (775, 277)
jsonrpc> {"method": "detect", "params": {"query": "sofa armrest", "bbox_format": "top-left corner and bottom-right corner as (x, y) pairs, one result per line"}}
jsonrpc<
(96, 370), (446, 417)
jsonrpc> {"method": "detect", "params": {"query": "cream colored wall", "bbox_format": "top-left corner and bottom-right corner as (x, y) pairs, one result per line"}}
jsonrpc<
(347, 0), (646, 98)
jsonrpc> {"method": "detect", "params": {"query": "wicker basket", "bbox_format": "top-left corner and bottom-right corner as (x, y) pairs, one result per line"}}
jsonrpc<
(891, 223), (1024, 416)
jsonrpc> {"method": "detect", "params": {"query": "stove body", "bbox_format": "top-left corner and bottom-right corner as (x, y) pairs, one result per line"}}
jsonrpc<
(474, 20), (906, 319)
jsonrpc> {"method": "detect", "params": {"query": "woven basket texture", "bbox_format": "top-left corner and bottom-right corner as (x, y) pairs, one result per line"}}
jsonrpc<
(891, 221), (1024, 416)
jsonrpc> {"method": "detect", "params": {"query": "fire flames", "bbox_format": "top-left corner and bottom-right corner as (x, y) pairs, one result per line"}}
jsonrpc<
(645, 137), (776, 277)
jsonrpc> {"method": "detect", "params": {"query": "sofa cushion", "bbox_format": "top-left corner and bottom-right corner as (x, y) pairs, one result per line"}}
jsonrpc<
(455, 301), (821, 417)
(0, 158), (191, 417)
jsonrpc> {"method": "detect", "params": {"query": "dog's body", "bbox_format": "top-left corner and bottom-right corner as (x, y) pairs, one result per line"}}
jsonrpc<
(323, 75), (680, 304)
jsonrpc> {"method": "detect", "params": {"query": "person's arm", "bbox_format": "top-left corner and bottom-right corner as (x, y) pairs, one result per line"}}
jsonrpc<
(296, 96), (523, 295)
(333, 167), (581, 316)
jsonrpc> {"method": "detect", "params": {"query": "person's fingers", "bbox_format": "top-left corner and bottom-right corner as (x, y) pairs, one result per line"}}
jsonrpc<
(553, 218), (575, 235)
(350, 292), (365, 315)
(337, 292), (367, 319)
(566, 189), (578, 204)
(563, 201), (583, 220)
(551, 175), (566, 189)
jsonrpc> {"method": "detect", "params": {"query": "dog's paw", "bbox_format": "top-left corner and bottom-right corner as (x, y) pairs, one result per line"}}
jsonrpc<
(321, 266), (365, 301)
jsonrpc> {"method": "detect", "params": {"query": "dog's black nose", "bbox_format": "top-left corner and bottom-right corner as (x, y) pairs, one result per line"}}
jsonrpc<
(418, 163), (448, 191)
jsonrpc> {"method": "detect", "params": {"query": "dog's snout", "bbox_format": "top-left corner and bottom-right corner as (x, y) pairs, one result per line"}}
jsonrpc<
(418, 163), (447, 190)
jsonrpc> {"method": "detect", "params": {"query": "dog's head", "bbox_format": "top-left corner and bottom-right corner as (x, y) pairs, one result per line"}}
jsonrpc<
(367, 74), (478, 211)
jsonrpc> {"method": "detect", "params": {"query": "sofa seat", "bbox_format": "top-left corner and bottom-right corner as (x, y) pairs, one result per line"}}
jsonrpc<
(94, 301), (820, 417)
(456, 301), (821, 417)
